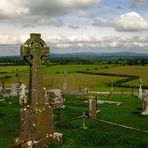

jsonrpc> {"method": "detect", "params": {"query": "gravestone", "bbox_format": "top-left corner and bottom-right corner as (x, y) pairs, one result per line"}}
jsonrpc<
(16, 69), (20, 83)
(141, 90), (148, 115)
(89, 98), (97, 119)
(63, 70), (67, 92)
(46, 89), (65, 109)
(110, 80), (114, 95)
(1, 79), (6, 97)
(84, 88), (88, 95)
(139, 78), (143, 99)
(18, 83), (27, 105)
(10, 83), (17, 97)
(14, 33), (62, 147)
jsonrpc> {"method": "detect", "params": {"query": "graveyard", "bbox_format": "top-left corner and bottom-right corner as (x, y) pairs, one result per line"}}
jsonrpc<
(1, 0), (148, 147)
(0, 34), (147, 147)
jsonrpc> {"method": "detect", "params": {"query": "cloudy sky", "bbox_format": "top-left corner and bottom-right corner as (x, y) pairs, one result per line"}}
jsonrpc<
(0, 0), (148, 56)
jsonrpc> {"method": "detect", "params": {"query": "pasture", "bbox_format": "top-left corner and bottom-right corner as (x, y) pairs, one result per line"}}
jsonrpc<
(0, 64), (148, 92)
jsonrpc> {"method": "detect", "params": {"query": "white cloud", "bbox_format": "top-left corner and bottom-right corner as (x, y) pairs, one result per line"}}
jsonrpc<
(1, 34), (148, 54)
(113, 12), (148, 32)
(0, 35), (18, 44)
(0, 0), (101, 28)
(45, 35), (148, 52)
(78, 10), (90, 17)
(68, 25), (80, 29)
(0, 0), (29, 19)
(0, 0), (100, 22)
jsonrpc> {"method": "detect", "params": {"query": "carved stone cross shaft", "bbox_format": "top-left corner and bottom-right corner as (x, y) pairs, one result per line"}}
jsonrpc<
(21, 33), (49, 106)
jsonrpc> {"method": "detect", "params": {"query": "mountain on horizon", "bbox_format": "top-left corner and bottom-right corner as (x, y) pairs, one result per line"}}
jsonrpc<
(49, 52), (148, 58)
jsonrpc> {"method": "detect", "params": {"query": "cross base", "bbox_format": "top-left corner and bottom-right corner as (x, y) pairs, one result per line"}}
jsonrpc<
(13, 132), (63, 148)
(13, 105), (63, 147)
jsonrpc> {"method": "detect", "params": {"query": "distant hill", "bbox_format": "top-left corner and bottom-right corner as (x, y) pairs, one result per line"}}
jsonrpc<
(0, 52), (148, 59)
(49, 52), (148, 58)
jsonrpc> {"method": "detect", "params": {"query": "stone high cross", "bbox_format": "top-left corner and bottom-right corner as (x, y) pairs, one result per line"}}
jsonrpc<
(21, 33), (49, 106)
(14, 33), (62, 148)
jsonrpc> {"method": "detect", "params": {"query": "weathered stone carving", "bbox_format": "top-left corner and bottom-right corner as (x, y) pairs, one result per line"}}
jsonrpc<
(46, 89), (65, 109)
(14, 33), (62, 148)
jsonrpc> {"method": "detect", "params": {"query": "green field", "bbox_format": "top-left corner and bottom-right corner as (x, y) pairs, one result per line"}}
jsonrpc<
(0, 64), (148, 147)
(1, 64), (148, 91)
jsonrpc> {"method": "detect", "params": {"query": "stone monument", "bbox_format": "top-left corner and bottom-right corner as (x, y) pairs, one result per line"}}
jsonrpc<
(18, 82), (27, 106)
(139, 78), (143, 99)
(141, 90), (148, 115)
(14, 33), (62, 147)
(1, 79), (6, 97)
(46, 89), (65, 109)
(10, 83), (17, 97)
(89, 97), (97, 119)
(63, 70), (67, 92)
(16, 69), (20, 83)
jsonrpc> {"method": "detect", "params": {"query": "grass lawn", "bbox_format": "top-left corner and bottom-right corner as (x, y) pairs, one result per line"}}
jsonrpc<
(0, 94), (148, 147)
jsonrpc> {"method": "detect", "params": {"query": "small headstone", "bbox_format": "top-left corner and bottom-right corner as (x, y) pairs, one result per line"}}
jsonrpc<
(16, 69), (20, 83)
(84, 88), (88, 95)
(46, 89), (65, 109)
(1, 79), (6, 97)
(141, 90), (148, 115)
(110, 80), (114, 95)
(63, 70), (67, 92)
(18, 83), (27, 105)
(89, 98), (97, 119)
(10, 83), (17, 97)
(139, 78), (143, 99)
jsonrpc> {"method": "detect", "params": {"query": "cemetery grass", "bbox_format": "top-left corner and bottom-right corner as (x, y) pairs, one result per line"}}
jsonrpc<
(0, 94), (148, 147)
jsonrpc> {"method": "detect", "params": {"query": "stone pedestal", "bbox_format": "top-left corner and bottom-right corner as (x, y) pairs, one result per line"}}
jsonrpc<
(14, 105), (62, 147)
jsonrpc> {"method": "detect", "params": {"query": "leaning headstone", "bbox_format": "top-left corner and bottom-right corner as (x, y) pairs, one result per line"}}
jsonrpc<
(89, 98), (97, 119)
(10, 83), (17, 97)
(13, 33), (62, 148)
(141, 90), (148, 115)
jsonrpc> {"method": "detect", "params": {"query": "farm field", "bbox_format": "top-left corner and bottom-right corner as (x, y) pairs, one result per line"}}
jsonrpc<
(0, 64), (148, 91)
(0, 94), (148, 147)
(93, 66), (148, 87)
